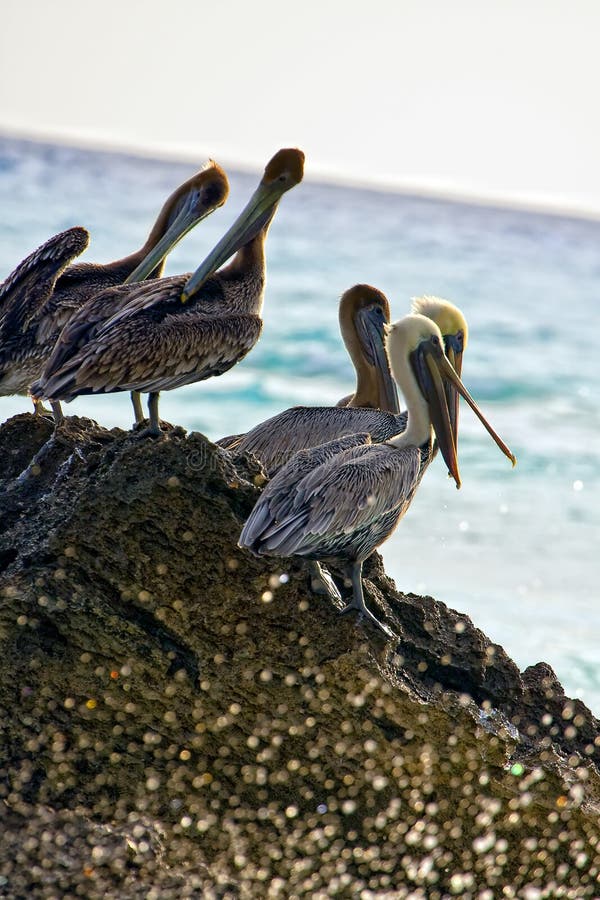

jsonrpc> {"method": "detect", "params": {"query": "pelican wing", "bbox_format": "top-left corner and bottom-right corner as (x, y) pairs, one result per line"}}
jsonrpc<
(34, 273), (230, 396)
(217, 432), (245, 449)
(40, 281), (142, 377)
(36, 310), (262, 400)
(34, 261), (131, 344)
(93, 274), (188, 334)
(290, 443), (422, 539)
(240, 441), (422, 559)
(0, 227), (89, 342)
(239, 433), (372, 549)
(97, 271), (225, 335)
(228, 406), (408, 474)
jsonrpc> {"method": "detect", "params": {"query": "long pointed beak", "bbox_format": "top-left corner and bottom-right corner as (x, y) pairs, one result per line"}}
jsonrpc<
(124, 189), (225, 285)
(443, 332), (464, 450)
(436, 350), (515, 464)
(355, 307), (400, 413)
(415, 338), (516, 488)
(420, 350), (461, 488)
(180, 180), (283, 303)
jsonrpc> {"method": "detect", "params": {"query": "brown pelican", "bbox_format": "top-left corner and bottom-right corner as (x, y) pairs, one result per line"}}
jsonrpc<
(32, 148), (305, 435)
(330, 284), (399, 411)
(239, 313), (515, 637)
(222, 295), (467, 475)
(0, 161), (230, 420)
(218, 283), (400, 451)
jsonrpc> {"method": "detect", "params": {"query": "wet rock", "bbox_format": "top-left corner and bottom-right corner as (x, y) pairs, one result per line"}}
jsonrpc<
(1, 413), (599, 898)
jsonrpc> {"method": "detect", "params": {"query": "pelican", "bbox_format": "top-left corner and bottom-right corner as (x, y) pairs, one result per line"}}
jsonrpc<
(239, 313), (515, 637)
(35, 162), (230, 424)
(218, 283), (400, 451)
(32, 148), (305, 435)
(332, 284), (399, 411)
(222, 295), (467, 475)
(0, 161), (230, 421)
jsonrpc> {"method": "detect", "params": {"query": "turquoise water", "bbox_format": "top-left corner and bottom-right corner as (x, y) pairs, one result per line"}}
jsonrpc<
(1, 137), (598, 713)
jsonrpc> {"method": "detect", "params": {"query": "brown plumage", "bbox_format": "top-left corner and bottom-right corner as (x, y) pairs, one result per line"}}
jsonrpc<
(0, 161), (230, 418)
(336, 284), (399, 411)
(218, 283), (400, 463)
(32, 148), (305, 435)
(218, 295), (469, 477)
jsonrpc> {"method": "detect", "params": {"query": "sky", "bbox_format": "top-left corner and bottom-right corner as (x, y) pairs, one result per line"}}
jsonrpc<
(1, 1), (600, 214)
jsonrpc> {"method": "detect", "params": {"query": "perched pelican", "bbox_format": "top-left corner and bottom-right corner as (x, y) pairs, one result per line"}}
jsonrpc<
(32, 149), (305, 435)
(218, 283), (400, 452)
(222, 295), (466, 475)
(0, 161), (229, 420)
(333, 284), (399, 412)
(35, 162), (230, 424)
(239, 314), (515, 637)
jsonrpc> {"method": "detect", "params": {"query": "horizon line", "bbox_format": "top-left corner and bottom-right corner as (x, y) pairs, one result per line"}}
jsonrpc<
(2, 122), (600, 225)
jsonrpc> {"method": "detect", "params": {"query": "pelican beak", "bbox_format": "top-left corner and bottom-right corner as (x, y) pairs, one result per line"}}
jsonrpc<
(124, 187), (226, 285)
(442, 330), (465, 449)
(413, 336), (516, 489)
(355, 307), (400, 414)
(181, 180), (284, 303)
(412, 342), (461, 487)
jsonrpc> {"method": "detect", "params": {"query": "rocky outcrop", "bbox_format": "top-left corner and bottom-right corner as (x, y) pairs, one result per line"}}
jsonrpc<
(0, 414), (598, 898)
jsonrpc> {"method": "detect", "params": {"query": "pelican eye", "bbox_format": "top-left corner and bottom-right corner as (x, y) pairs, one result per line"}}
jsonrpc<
(202, 182), (224, 205)
(445, 331), (464, 352)
(365, 304), (383, 322)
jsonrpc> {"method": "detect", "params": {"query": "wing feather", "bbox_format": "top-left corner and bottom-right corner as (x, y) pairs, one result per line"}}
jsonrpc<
(0, 227), (89, 341)
(229, 406), (407, 474)
(34, 309), (262, 400)
(239, 438), (422, 560)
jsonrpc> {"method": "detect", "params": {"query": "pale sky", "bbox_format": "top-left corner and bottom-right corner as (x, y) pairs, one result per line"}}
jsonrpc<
(1, 0), (600, 215)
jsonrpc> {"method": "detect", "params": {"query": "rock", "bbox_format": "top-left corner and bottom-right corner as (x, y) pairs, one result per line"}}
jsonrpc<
(0, 413), (599, 898)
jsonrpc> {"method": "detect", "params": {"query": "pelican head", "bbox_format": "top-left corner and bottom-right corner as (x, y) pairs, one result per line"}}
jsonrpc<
(387, 314), (515, 488)
(411, 296), (468, 375)
(181, 148), (305, 302)
(339, 284), (400, 413)
(411, 295), (469, 449)
(125, 161), (230, 283)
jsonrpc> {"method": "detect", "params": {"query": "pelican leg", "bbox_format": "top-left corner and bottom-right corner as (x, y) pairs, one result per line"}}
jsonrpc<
(131, 391), (145, 425)
(308, 561), (342, 604)
(147, 392), (162, 437)
(51, 400), (64, 426)
(133, 392), (164, 438)
(341, 561), (394, 638)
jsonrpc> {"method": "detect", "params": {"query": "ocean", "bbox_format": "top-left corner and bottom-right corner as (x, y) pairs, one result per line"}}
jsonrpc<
(1, 136), (598, 714)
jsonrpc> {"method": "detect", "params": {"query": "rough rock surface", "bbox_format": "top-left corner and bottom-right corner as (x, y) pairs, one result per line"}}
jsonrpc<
(0, 413), (598, 898)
